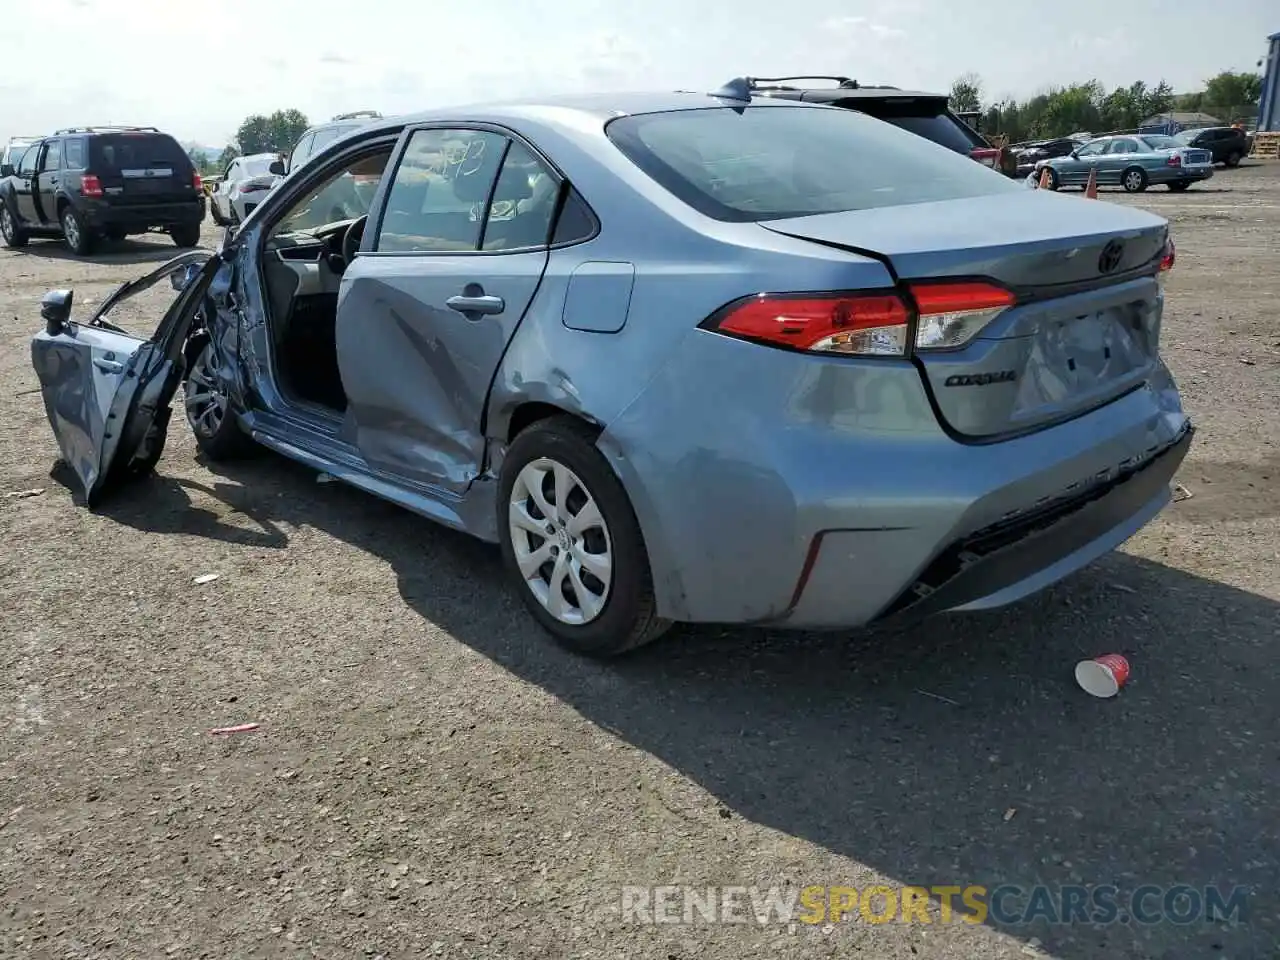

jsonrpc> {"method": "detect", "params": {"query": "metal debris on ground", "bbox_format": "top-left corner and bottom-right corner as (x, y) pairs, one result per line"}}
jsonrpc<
(210, 723), (261, 736)
(1172, 483), (1193, 502)
(192, 573), (221, 585)
(5, 488), (44, 499)
(1003, 807), (1017, 822)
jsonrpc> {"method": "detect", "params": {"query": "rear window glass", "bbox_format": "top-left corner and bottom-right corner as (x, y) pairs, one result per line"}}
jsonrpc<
(842, 100), (985, 154)
(90, 133), (191, 172)
(1140, 135), (1179, 150)
(607, 105), (1018, 223)
(241, 156), (277, 177)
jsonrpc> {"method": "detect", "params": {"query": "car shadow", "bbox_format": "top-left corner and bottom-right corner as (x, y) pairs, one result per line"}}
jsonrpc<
(115, 452), (1280, 958)
(11, 235), (203, 266)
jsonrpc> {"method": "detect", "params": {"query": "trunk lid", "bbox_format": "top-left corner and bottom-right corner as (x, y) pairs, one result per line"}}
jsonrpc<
(762, 191), (1171, 438)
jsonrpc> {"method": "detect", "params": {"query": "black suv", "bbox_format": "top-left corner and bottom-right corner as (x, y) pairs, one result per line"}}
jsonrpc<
(1174, 126), (1250, 167)
(0, 126), (205, 256)
(746, 76), (1014, 174)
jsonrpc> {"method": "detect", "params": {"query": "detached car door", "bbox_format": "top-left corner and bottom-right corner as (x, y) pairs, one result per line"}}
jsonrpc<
(30, 251), (221, 506)
(336, 125), (559, 496)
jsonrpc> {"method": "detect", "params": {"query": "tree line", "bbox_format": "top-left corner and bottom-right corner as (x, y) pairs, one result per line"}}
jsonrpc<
(949, 70), (1264, 145)
(187, 109), (312, 175)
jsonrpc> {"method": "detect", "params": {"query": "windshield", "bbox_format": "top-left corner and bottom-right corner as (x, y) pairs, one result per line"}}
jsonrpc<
(1173, 131), (1197, 144)
(1140, 135), (1179, 150)
(607, 105), (1018, 223)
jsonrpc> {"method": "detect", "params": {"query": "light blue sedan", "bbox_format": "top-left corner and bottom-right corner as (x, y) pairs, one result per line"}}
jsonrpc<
(30, 90), (1192, 656)
(1036, 134), (1215, 192)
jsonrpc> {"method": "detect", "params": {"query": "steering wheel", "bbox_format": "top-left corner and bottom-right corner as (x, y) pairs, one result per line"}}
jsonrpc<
(341, 215), (367, 265)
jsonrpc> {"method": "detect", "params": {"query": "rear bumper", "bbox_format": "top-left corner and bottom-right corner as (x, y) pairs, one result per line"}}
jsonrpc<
(600, 329), (1191, 627)
(79, 198), (204, 230)
(1157, 166), (1214, 183)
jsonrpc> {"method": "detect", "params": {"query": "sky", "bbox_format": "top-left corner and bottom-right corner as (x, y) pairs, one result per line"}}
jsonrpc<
(2, 0), (1274, 147)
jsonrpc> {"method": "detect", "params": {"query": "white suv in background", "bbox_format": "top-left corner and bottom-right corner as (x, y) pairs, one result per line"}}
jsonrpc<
(209, 153), (286, 225)
(286, 111), (382, 174)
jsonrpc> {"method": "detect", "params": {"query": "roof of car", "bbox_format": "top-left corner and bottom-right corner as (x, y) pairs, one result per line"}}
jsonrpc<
(755, 86), (947, 102)
(377, 90), (839, 131)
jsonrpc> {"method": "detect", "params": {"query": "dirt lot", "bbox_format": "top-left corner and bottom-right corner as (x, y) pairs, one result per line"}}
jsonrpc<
(1, 166), (1277, 960)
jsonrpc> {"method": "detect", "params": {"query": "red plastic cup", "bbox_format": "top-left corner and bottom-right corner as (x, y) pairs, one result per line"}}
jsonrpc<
(1075, 654), (1131, 698)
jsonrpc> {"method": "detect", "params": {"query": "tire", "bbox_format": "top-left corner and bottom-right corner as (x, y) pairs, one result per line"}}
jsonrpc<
(498, 416), (671, 657)
(0, 200), (28, 248)
(1121, 167), (1148, 193)
(1225, 150), (1242, 168)
(170, 223), (201, 248)
(183, 338), (256, 460)
(60, 204), (94, 256)
(210, 202), (228, 227)
(1167, 181), (1191, 192)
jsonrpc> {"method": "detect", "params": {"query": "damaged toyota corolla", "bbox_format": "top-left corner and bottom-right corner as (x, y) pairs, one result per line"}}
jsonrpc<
(30, 89), (1193, 657)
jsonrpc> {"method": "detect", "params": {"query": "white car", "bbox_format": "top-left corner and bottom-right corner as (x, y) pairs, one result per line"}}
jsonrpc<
(209, 153), (285, 225)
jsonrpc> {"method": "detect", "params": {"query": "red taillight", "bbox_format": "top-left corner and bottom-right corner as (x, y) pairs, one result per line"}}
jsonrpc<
(1159, 237), (1175, 272)
(1167, 154), (1182, 167)
(970, 148), (999, 168)
(80, 174), (103, 198)
(192, 172), (202, 191)
(704, 281), (1017, 357)
(708, 293), (911, 356)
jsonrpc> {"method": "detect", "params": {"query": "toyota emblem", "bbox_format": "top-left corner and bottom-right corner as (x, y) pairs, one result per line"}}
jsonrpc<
(1098, 239), (1124, 274)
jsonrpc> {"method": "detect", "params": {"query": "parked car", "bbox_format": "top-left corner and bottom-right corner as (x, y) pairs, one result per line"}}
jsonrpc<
(1034, 133), (1215, 192)
(208, 153), (286, 225)
(286, 111), (382, 174)
(746, 77), (1016, 174)
(29, 89), (1192, 657)
(2, 136), (39, 171)
(1173, 126), (1250, 167)
(1012, 137), (1078, 179)
(0, 126), (204, 255)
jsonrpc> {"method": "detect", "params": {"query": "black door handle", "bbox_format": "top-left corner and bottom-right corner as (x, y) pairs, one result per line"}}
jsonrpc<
(446, 294), (505, 317)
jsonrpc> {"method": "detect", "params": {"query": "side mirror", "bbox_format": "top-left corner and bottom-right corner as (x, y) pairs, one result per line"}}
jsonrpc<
(0, 163), (13, 178)
(41, 289), (74, 334)
(269, 160), (286, 176)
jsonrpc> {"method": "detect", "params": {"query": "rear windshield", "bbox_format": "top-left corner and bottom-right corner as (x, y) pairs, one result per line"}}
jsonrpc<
(607, 105), (1019, 222)
(241, 156), (277, 177)
(90, 133), (192, 173)
(843, 99), (986, 154)
(1140, 135), (1179, 150)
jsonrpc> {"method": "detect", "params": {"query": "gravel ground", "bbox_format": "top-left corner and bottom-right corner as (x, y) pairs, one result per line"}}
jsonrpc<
(1, 166), (1277, 960)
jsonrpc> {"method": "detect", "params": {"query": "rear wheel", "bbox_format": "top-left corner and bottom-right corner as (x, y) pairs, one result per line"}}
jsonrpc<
(60, 205), (94, 256)
(1225, 149), (1243, 168)
(170, 223), (201, 248)
(184, 339), (255, 460)
(0, 202), (28, 248)
(498, 416), (671, 657)
(1121, 167), (1148, 193)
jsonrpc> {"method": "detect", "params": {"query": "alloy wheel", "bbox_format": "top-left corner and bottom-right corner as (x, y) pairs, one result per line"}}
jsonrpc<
(0, 206), (13, 241)
(184, 344), (228, 436)
(61, 210), (80, 249)
(1124, 171), (1143, 192)
(508, 457), (613, 625)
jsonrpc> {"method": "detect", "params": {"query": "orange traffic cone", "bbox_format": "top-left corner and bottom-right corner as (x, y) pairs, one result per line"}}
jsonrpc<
(1084, 167), (1098, 199)
(1039, 167), (1052, 190)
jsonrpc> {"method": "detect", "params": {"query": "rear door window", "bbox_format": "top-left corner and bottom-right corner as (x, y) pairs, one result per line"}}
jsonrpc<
(607, 105), (1018, 223)
(63, 138), (86, 168)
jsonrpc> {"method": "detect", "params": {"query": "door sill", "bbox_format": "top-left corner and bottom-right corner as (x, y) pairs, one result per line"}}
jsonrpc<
(242, 407), (475, 535)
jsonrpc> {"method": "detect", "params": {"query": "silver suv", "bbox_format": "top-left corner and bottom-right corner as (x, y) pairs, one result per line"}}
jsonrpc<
(286, 111), (382, 174)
